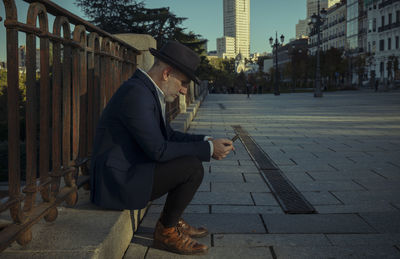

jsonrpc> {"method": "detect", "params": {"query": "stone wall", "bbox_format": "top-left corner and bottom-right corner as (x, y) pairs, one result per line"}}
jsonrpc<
(115, 33), (157, 71)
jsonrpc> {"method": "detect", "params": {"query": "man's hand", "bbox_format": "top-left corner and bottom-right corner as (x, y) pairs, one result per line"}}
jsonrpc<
(212, 138), (234, 160)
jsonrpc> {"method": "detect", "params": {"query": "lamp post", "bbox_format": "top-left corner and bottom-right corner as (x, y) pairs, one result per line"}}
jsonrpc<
(310, 0), (327, 97)
(269, 32), (284, 95)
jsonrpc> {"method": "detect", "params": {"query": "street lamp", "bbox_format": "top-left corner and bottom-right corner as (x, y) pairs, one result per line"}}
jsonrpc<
(309, 0), (327, 97)
(269, 32), (284, 95)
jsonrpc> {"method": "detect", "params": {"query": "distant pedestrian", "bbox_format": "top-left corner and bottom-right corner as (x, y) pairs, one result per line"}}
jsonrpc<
(246, 82), (250, 98)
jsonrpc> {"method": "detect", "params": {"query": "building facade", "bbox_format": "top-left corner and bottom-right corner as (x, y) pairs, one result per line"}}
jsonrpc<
(322, 0), (347, 51)
(17, 45), (40, 71)
(217, 36), (236, 59)
(346, 0), (361, 50)
(218, 0), (250, 59)
(366, 0), (400, 81)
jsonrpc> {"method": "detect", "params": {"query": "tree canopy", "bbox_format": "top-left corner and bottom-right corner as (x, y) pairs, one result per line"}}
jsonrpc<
(75, 0), (207, 50)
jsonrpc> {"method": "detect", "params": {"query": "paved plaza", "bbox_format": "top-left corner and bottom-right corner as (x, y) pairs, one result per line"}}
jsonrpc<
(125, 90), (400, 259)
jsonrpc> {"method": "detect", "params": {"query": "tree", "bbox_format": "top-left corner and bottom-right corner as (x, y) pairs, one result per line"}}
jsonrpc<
(76, 0), (210, 82)
(75, 0), (207, 49)
(322, 48), (345, 89)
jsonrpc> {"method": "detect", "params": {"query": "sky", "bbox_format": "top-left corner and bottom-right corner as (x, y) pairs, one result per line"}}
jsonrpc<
(0, 0), (307, 61)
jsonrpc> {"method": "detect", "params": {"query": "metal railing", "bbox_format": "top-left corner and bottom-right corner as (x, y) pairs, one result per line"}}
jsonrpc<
(0, 0), (140, 251)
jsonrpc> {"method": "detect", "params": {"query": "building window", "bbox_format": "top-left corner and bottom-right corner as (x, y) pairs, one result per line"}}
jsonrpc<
(380, 62), (384, 74)
(381, 16), (385, 27)
(389, 13), (392, 25)
(373, 18), (376, 32)
(380, 39), (384, 51)
(396, 36), (399, 49)
(397, 10), (400, 23)
(388, 38), (391, 50)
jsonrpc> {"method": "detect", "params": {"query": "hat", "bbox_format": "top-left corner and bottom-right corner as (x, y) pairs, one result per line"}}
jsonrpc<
(149, 41), (200, 84)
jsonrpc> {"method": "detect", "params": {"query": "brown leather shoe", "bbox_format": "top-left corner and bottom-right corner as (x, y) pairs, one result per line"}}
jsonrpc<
(177, 218), (208, 238)
(153, 220), (209, 255)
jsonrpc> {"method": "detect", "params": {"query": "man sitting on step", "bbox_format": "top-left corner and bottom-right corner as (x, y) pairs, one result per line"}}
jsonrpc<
(90, 41), (234, 255)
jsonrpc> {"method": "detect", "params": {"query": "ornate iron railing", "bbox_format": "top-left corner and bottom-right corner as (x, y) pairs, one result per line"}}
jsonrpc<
(0, 0), (139, 251)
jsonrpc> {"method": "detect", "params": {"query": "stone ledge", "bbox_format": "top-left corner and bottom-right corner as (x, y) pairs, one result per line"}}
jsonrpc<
(2, 189), (148, 259)
(169, 93), (207, 133)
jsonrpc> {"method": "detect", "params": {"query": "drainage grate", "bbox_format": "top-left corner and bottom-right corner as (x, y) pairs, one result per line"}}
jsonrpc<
(232, 125), (316, 214)
(218, 103), (226, 110)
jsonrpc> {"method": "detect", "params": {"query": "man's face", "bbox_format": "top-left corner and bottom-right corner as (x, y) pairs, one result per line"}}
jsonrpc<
(163, 71), (191, 103)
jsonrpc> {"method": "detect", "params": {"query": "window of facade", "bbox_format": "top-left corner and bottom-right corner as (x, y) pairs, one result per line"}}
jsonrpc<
(379, 39), (384, 51)
(389, 13), (392, 25)
(373, 18), (376, 32)
(388, 38), (392, 50)
(381, 16), (385, 27)
(396, 36), (399, 49)
(397, 10), (400, 23)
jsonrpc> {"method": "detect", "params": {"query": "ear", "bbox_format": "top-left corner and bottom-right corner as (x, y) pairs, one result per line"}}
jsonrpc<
(161, 66), (173, 81)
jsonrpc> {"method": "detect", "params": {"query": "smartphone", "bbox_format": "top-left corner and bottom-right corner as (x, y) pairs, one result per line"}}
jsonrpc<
(231, 134), (239, 142)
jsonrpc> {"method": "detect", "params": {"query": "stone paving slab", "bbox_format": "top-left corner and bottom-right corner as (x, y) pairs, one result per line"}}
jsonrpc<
(190, 192), (254, 205)
(307, 170), (385, 181)
(209, 165), (255, 174)
(211, 182), (270, 192)
(202, 173), (245, 183)
(213, 233), (331, 247)
(301, 191), (342, 205)
(354, 179), (400, 190)
(242, 173), (265, 182)
(332, 190), (400, 204)
(326, 233), (400, 246)
(251, 193), (280, 206)
(262, 214), (376, 233)
(315, 202), (399, 213)
(273, 245), (400, 259)
(144, 247), (273, 259)
(125, 243), (148, 259)
(211, 205), (282, 214)
(293, 180), (366, 191)
(359, 212), (400, 233)
(280, 172), (315, 182)
(181, 213), (266, 234)
(147, 204), (209, 214)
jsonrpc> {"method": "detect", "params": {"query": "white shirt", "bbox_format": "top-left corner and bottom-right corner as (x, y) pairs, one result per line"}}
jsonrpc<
(138, 68), (213, 157)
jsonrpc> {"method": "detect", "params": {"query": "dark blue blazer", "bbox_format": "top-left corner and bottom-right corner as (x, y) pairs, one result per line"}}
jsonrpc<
(90, 69), (210, 210)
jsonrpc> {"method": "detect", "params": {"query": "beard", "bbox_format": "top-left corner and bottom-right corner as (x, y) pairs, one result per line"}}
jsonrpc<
(165, 94), (176, 103)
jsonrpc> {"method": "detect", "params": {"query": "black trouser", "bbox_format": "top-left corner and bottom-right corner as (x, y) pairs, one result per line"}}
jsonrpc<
(150, 156), (204, 227)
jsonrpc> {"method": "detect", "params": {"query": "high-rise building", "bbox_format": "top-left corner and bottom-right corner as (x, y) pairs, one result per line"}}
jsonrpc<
(307, 0), (329, 18)
(328, 0), (342, 8)
(217, 36), (236, 59)
(296, 19), (309, 39)
(307, 0), (340, 18)
(218, 0), (250, 59)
